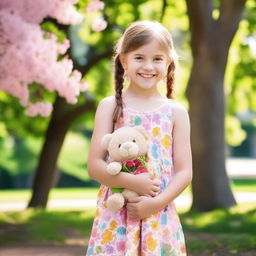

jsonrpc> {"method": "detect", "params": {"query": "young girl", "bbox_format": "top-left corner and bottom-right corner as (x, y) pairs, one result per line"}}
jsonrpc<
(86, 20), (192, 256)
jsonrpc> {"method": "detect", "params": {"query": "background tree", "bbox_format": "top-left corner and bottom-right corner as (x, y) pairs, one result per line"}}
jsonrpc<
(28, 0), (150, 207)
(1, 0), (254, 211)
(185, 0), (247, 211)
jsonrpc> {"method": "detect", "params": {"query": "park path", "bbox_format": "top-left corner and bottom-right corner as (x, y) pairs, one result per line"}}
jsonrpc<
(0, 191), (255, 212)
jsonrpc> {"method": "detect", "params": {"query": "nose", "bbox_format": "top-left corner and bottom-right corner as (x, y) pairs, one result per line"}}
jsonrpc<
(123, 143), (132, 150)
(143, 61), (154, 71)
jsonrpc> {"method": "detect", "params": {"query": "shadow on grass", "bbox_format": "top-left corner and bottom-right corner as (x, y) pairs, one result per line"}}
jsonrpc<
(181, 204), (256, 254)
(0, 208), (96, 246)
(0, 204), (255, 255)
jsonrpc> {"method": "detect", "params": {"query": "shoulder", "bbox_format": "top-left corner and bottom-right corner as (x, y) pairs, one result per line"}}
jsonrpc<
(94, 96), (116, 133)
(98, 96), (116, 109)
(97, 96), (116, 114)
(168, 99), (190, 126)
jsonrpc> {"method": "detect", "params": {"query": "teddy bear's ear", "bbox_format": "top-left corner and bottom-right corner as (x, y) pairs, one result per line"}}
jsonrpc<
(101, 134), (112, 150)
(134, 126), (147, 139)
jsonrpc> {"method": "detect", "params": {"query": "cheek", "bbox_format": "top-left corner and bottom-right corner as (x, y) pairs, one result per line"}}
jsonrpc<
(129, 63), (141, 71)
(159, 65), (169, 77)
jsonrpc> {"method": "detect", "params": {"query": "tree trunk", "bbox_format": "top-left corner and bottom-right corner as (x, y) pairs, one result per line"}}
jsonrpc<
(185, 0), (246, 211)
(28, 97), (70, 207)
(187, 54), (236, 211)
(28, 95), (96, 208)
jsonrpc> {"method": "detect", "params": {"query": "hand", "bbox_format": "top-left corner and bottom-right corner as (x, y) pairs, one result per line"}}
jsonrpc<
(131, 173), (160, 197)
(126, 196), (159, 221)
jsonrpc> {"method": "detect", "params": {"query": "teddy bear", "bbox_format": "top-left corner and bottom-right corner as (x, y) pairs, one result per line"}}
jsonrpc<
(101, 126), (149, 211)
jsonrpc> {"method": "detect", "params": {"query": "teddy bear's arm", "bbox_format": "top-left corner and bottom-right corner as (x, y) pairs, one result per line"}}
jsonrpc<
(107, 162), (122, 175)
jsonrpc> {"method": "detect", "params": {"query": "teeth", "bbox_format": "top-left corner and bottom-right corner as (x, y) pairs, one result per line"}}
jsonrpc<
(139, 73), (155, 78)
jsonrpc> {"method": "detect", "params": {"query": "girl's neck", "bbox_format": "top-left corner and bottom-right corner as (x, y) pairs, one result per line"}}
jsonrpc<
(125, 84), (162, 99)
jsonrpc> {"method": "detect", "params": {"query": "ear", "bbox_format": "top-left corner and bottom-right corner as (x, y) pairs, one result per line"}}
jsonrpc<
(134, 126), (147, 139)
(119, 54), (127, 70)
(101, 134), (112, 150)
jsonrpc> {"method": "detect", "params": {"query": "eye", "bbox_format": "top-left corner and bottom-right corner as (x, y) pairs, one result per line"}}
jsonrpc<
(118, 144), (121, 148)
(135, 56), (143, 60)
(154, 58), (163, 61)
(132, 139), (136, 143)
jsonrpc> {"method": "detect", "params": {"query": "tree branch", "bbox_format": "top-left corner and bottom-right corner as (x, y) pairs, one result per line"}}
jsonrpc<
(185, 0), (215, 56)
(73, 49), (113, 76)
(63, 92), (96, 123)
(218, 0), (247, 48)
(160, 0), (167, 22)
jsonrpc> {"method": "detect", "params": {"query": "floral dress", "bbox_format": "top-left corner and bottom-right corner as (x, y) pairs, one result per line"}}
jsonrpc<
(86, 100), (187, 256)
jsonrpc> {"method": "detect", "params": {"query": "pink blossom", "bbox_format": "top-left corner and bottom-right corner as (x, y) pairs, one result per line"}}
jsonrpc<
(0, 0), (104, 116)
(25, 102), (53, 117)
(0, 0), (83, 24)
(80, 82), (89, 91)
(86, 0), (105, 12)
(92, 17), (107, 32)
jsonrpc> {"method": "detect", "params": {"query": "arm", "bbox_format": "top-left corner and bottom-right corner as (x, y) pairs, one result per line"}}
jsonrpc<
(127, 103), (192, 220)
(154, 103), (193, 207)
(87, 96), (159, 196)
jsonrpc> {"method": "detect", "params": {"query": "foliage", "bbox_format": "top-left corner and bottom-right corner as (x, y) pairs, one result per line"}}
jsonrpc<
(0, 132), (91, 181)
(225, 0), (256, 146)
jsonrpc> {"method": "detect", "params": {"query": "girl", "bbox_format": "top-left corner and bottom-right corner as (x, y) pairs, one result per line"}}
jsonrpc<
(86, 20), (192, 256)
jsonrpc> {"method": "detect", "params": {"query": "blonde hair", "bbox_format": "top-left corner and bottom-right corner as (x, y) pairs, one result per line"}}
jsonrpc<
(113, 20), (177, 123)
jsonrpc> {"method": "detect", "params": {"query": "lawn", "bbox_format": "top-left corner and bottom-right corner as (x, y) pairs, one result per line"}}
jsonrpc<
(0, 180), (255, 255)
(0, 203), (255, 255)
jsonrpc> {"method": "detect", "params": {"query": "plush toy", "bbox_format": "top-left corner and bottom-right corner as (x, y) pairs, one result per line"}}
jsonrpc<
(101, 126), (149, 211)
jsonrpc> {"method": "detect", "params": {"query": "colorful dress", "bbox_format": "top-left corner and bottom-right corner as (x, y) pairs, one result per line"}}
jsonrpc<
(86, 100), (187, 256)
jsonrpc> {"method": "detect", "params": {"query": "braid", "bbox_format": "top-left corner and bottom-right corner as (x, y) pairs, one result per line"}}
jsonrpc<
(113, 55), (124, 124)
(166, 60), (175, 99)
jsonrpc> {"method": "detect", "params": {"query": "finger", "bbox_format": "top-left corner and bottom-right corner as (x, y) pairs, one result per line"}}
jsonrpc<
(149, 191), (157, 197)
(127, 197), (140, 203)
(152, 179), (160, 185)
(152, 185), (160, 192)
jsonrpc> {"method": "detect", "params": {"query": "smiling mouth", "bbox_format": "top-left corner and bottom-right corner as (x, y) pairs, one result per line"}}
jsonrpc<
(138, 73), (156, 78)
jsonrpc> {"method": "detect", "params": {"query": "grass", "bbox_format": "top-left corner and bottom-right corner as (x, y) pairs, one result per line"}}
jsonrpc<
(0, 207), (96, 245)
(0, 178), (255, 203)
(180, 203), (256, 254)
(230, 178), (256, 192)
(0, 203), (255, 254)
(0, 178), (255, 253)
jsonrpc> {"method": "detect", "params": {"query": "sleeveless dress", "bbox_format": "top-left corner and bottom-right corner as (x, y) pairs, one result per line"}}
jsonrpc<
(86, 100), (187, 256)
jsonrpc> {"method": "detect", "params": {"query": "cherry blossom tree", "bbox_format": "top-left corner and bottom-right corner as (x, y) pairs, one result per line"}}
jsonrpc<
(0, 0), (108, 207)
(0, 0), (105, 116)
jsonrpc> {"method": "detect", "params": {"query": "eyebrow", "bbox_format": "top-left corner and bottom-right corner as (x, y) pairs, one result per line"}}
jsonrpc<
(133, 53), (165, 57)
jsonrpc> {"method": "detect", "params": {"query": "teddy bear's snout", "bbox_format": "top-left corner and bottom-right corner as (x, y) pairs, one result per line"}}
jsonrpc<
(122, 142), (133, 150)
(120, 142), (138, 157)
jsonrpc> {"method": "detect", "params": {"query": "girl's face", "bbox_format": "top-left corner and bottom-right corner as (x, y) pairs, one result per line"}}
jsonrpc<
(121, 39), (170, 91)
